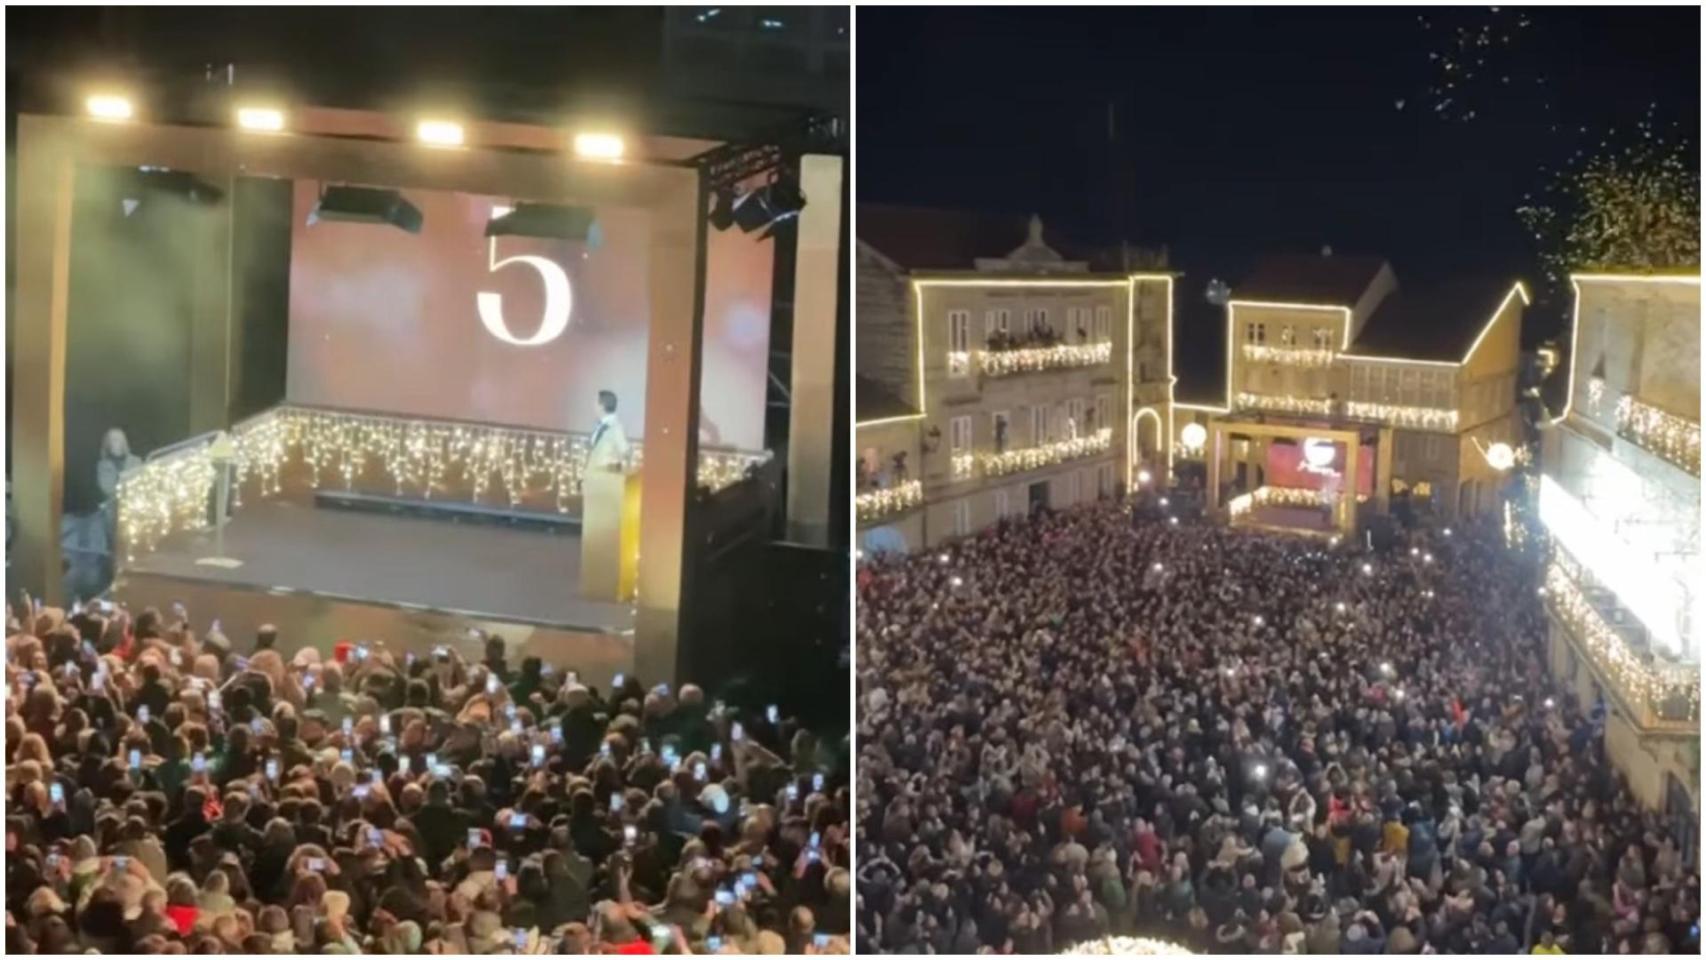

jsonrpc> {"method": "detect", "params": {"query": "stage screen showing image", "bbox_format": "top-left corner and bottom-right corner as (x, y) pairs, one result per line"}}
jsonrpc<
(1266, 437), (1375, 498)
(285, 182), (772, 449)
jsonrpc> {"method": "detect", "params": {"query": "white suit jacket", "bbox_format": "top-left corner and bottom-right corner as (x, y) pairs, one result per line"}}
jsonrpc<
(586, 414), (631, 472)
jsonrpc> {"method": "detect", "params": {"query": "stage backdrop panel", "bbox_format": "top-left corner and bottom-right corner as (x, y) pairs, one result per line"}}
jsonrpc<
(1265, 437), (1375, 498)
(285, 181), (771, 450)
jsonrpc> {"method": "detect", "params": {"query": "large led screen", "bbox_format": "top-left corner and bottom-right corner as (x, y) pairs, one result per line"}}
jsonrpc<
(285, 182), (772, 449)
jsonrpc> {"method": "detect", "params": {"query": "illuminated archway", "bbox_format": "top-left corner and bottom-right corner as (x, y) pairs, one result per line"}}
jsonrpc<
(1132, 407), (1163, 484)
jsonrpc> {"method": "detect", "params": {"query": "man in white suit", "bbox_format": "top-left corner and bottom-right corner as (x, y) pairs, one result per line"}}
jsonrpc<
(586, 389), (631, 472)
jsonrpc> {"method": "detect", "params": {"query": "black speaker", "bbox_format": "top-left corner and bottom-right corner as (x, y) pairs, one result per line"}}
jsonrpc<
(308, 185), (423, 234)
(485, 203), (598, 242)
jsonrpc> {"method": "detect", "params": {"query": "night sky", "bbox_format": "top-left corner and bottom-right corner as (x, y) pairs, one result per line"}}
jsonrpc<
(858, 5), (1699, 388)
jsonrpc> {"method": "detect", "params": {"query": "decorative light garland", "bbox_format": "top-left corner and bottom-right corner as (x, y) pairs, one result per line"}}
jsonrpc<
(1614, 394), (1700, 475)
(1241, 343), (1336, 367)
(1234, 392), (1333, 417)
(1343, 400), (1459, 432)
(978, 341), (1112, 377)
(951, 453), (976, 480)
(856, 480), (923, 524)
(117, 405), (769, 561)
(1229, 485), (1347, 520)
(977, 428), (1113, 478)
(1545, 558), (1699, 725)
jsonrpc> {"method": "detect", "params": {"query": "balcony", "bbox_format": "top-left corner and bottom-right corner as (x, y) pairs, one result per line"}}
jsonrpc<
(977, 427), (1112, 478)
(855, 479), (923, 524)
(1235, 392), (1332, 417)
(1544, 558), (1699, 731)
(1615, 394), (1700, 476)
(1242, 343), (1335, 367)
(978, 341), (1112, 377)
(1343, 400), (1459, 432)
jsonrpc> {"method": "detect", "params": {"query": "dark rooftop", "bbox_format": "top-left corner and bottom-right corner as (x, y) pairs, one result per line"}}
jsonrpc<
(1347, 276), (1523, 362)
(1234, 253), (1390, 306)
(856, 203), (1137, 273)
(855, 374), (918, 424)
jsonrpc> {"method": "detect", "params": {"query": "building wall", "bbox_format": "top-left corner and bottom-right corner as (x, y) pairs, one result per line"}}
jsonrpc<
(855, 242), (916, 409)
(915, 277), (1132, 501)
(1568, 278), (1701, 427)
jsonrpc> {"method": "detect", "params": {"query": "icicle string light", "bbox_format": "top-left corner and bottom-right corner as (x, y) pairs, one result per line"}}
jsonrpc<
(117, 405), (769, 561)
(1544, 557), (1699, 726)
(978, 341), (1113, 377)
(1614, 394), (1700, 475)
(855, 480), (923, 523)
(977, 427), (1113, 478)
(1241, 343), (1336, 367)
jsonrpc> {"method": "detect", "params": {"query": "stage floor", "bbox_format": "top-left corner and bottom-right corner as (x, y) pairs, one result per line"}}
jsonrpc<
(124, 499), (635, 633)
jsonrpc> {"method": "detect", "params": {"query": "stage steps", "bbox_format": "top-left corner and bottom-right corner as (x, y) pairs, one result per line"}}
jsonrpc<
(312, 489), (580, 534)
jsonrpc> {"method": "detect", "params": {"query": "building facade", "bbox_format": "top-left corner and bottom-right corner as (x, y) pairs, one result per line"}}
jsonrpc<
(855, 210), (1173, 552)
(1538, 272), (1699, 817)
(1175, 254), (1526, 535)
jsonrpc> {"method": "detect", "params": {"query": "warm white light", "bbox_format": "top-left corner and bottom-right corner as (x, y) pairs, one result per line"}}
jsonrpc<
(236, 107), (285, 132)
(1181, 422), (1208, 451)
(86, 94), (133, 121)
(1336, 602), (1347, 613)
(1381, 661), (1393, 674)
(1362, 563), (1373, 576)
(1302, 438), (1337, 470)
(417, 120), (465, 147)
(950, 576), (963, 588)
(1253, 763), (1268, 779)
(1483, 442), (1516, 472)
(1168, 516), (1179, 525)
(573, 132), (625, 161)
(1410, 547), (1419, 557)
(1253, 615), (1264, 626)
(1539, 475), (1688, 655)
(1424, 553), (1434, 564)
(1137, 469), (1153, 486)
(1443, 527), (1453, 537)
(1544, 697), (1555, 709)
(1395, 688), (1406, 700)
(938, 553), (950, 565)
(1152, 562), (1164, 573)
(1159, 497), (1170, 507)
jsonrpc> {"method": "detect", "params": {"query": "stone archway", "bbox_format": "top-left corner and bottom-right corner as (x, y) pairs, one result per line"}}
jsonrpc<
(1132, 407), (1163, 481)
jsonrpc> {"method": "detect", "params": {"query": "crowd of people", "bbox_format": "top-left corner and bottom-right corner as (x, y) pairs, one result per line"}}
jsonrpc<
(856, 501), (1700, 954)
(6, 601), (850, 954)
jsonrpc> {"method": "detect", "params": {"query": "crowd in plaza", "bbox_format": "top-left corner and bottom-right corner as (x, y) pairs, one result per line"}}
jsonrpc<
(856, 500), (1700, 954)
(5, 604), (850, 954)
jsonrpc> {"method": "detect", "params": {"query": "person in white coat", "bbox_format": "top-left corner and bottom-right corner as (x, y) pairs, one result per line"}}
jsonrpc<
(586, 389), (631, 473)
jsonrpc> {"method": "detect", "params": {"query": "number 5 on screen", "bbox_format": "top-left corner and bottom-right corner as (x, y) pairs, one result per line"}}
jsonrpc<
(477, 208), (572, 346)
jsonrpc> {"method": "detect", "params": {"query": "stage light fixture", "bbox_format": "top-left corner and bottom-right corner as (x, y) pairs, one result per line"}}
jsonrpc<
(118, 168), (225, 216)
(730, 177), (807, 235)
(237, 106), (286, 132)
(485, 203), (599, 242)
(86, 94), (133, 121)
(573, 132), (624, 161)
(417, 120), (464, 147)
(309, 185), (424, 234)
(709, 188), (739, 232)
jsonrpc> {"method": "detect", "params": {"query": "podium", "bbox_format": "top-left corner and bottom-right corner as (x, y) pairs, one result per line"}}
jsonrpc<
(580, 467), (641, 601)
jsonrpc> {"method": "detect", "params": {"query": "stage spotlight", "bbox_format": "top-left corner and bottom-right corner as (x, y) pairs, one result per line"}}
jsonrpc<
(731, 177), (807, 234)
(709, 188), (739, 232)
(309, 185), (423, 234)
(485, 202), (599, 242)
(237, 106), (286, 132)
(86, 94), (133, 122)
(119, 168), (225, 216)
(417, 120), (464, 147)
(573, 132), (624, 161)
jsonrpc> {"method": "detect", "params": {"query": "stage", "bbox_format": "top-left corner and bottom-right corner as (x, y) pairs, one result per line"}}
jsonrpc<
(116, 498), (637, 682)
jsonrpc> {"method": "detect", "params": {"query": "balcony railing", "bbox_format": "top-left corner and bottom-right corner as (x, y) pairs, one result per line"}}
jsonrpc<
(1615, 394), (1700, 476)
(978, 341), (1112, 377)
(977, 427), (1113, 478)
(1242, 343), (1335, 367)
(1343, 401), (1459, 432)
(1544, 559), (1699, 729)
(855, 479), (923, 523)
(117, 403), (770, 561)
(1235, 392), (1333, 417)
